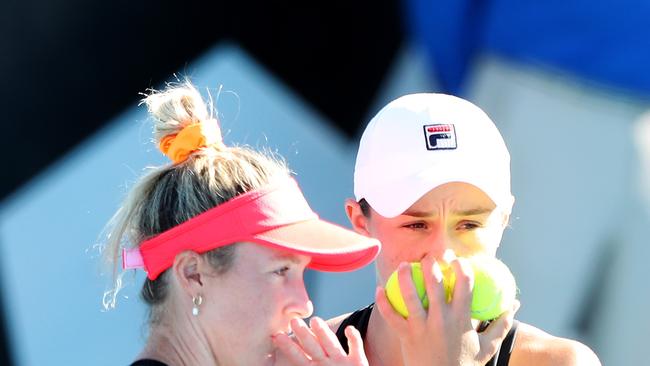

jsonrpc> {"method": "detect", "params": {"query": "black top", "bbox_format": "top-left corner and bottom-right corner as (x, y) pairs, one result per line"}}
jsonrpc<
(130, 359), (168, 366)
(335, 303), (519, 366)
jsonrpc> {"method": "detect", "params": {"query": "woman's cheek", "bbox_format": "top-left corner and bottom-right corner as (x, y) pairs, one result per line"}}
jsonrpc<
(472, 226), (504, 254)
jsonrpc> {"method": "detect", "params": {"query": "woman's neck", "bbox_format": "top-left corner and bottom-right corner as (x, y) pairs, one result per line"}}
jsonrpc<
(137, 316), (218, 366)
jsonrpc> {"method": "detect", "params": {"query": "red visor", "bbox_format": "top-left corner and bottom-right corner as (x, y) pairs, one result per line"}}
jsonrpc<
(123, 177), (380, 279)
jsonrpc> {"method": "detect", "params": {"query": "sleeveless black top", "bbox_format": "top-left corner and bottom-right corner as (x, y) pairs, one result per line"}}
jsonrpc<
(130, 360), (168, 366)
(335, 304), (519, 366)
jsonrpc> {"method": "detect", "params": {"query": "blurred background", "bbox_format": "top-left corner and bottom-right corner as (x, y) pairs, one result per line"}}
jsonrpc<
(1, 0), (649, 364)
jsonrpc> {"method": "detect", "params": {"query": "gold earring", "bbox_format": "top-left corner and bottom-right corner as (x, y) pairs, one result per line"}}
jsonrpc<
(192, 295), (203, 316)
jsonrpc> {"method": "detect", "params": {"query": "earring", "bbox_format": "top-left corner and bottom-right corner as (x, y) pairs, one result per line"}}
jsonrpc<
(192, 295), (203, 316)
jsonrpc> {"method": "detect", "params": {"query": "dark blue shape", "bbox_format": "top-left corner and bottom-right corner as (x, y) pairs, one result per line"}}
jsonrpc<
(406, 0), (650, 96)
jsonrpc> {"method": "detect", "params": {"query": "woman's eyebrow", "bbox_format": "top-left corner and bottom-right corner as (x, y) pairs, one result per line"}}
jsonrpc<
(270, 252), (304, 264)
(402, 207), (493, 218)
(454, 207), (493, 216)
(401, 209), (432, 218)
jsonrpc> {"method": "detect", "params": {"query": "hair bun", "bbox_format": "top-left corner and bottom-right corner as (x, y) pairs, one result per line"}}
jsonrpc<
(142, 82), (225, 163)
(159, 121), (225, 164)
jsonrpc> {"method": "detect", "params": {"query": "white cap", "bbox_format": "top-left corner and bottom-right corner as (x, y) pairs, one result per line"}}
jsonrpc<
(354, 93), (513, 218)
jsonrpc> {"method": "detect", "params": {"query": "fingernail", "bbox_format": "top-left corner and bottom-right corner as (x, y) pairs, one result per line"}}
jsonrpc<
(442, 249), (457, 263)
(432, 261), (443, 283)
(289, 317), (301, 331)
(311, 316), (323, 327)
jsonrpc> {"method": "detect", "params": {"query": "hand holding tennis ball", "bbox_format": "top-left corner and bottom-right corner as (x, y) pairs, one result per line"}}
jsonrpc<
(384, 257), (517, 321)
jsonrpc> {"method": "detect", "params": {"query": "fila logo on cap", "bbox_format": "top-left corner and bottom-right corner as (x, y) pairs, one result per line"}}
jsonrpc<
(423, 124), (457, 150)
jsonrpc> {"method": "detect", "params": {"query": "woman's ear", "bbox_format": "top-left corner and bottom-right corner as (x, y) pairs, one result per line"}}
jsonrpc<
(172, 251), (204, 297)
(345, 198), (371, 236)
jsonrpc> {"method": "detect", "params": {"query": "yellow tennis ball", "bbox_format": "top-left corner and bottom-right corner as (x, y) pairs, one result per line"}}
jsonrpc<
(469, 256), (517, 321)
(384, 262), (428, 317)
(384, 257), (517, 321)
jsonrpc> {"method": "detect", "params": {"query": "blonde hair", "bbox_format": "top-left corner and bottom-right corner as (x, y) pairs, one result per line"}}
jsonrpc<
(101, 81), (289, 322)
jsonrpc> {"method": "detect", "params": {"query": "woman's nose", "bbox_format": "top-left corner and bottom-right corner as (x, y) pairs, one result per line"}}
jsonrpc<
(423, 228), (451, 260)
(286, 281), (314, 319)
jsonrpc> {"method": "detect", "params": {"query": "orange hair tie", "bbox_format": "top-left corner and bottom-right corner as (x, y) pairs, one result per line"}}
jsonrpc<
(159, 122), (224, 164)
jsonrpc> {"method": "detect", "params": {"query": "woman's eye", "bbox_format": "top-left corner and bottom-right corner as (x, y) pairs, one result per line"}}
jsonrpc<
(404, 222), (427, 230)
(458, 221), (481, 230)
(273, 266), (290, 276)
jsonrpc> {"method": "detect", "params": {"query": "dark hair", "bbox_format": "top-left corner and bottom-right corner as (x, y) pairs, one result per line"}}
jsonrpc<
(359, 198), (372, 218)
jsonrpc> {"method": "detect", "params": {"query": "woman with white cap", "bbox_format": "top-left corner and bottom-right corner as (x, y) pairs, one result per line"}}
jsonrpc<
(102, 82), (379, 366)
(327, 93), (601, 365)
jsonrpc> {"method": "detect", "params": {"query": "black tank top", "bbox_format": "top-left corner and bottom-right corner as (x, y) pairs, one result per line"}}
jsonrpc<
(335, 304), (519, 366)
(130, 360), (168, 366)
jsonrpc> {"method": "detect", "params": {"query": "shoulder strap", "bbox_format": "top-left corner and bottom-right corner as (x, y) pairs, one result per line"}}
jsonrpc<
(485, 319), (520, 366)
(335, 303), (374, 353)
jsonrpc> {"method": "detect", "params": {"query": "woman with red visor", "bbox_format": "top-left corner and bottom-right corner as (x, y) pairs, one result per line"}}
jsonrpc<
(101, 82), (380, 366)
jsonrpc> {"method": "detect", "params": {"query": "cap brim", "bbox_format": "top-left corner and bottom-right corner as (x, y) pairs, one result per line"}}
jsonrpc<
(365, 164), (513, 218)
(251, 219), (380, 272)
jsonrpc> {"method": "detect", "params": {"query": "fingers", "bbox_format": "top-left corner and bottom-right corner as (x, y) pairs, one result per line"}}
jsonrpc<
(396, 262), (427, 320)
(274, 318), (368, 366)
(375, 285), (409, 331)
(477, 300), (520, 361)
(309, 317), (346, 358)
(345, 326), (369, 365)
(420, 257), (446, 318)
(448, 257), (474, 322)
(420, 255), (474, 321)
(378, 258), (475, 325)
(272, 332), (310, 365)
(290, 318), (327, 361)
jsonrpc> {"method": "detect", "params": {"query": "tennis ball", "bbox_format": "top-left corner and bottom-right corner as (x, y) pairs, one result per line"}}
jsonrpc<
(469, 257), (518, 321)
(384, 262), (429, 318)
(384, 257), (516, 321)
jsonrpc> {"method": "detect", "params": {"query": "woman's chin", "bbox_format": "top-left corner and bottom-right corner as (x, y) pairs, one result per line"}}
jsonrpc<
(270, 347), (294, 366)
(263, 348), (280, 366)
